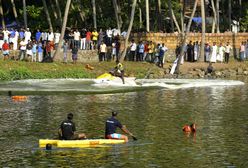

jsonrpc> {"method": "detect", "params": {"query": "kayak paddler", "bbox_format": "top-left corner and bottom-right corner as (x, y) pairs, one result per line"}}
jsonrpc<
(109, 60), (125, 84)
(58, 113), (87, 140)
(105, 111), (136, 142)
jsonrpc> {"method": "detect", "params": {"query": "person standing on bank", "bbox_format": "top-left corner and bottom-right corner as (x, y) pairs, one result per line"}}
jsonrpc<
(105, 111), (135, 142)
(58, 113), (86, 140)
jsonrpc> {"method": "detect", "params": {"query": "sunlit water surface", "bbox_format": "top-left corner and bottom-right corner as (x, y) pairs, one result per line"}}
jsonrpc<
(0, 79), (247, 167)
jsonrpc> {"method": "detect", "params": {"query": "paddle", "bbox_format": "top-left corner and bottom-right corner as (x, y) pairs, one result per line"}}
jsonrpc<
(126, 129), (138, 141)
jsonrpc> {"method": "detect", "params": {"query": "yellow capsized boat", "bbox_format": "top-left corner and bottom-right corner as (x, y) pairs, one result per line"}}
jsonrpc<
(39, 139), (125, 148)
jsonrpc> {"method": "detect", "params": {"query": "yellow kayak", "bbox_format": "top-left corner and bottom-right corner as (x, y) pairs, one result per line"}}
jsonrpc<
(39, 139), (126, 148)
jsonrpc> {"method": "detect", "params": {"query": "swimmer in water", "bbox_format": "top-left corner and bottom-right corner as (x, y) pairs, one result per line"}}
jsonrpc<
(183, 123), (196, 133)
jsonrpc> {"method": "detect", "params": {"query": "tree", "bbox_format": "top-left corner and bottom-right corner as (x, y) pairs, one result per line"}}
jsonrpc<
(42, 0), (53, 31)
(168, 0), (175, 32)
(55, 0), (63, 26)
(0, 0), (5, 29)
(23, 0), (27, 29)
(11, 0), (18, 22)
(216, 0), (220, 33)
(92, 0), (97, 29)
(200, 0), (206, 62)
(146, 0), (150, 32)
(113, 0), (122, 31)
(120, 0), (137, 62)
(228, 0), (232, 31)
(176, 0), (198, 74)
(211, 0), (217, 33)
(53, 0), (71, 61)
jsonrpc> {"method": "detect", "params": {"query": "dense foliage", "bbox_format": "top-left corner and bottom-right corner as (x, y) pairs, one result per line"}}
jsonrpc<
(1, 0), (248, 32)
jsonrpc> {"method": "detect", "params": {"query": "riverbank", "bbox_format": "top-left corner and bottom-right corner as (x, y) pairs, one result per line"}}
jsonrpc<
(0, 60), (247, 81)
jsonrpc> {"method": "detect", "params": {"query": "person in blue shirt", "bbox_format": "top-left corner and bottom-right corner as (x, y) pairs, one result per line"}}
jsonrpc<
(105, 111), (134, 142)
(35, 29), (42, 42)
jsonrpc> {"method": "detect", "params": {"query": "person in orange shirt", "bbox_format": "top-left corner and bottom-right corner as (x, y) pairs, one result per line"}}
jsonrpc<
(2, 40), (10, 60)
(86, 30), (92, 50)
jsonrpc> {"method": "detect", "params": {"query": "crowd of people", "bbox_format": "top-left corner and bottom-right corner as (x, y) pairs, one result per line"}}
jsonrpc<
(176, 40), (248, 64)
(1, 27), (248, 66)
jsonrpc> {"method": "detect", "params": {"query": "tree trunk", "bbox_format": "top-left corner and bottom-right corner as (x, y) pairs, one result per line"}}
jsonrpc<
(168, 0), (175, 32)
(157, 0), (162, 31)
(11, 0), (18, 21)
(55, 0), (63, 26)
(113, 0), (121, 31)
(216, 0), (220, 33)
(145, 0), (150, 32)
(176, 0), (198, 74)
(120, 0), (137, 62)
(92, 0), (97, 29)
(0, 0), (5, 29)
(211, 0), (217, 33)
(49, 0), (58, 20)
(171, 8), (181, 33)
(53, 0), (71, 61)
(228, 0), (232, 31)
(42, 0), (53, 31)
(139, 0), (142, 29)
(23, 0), (27, 29)
(199, 0), (206, 62)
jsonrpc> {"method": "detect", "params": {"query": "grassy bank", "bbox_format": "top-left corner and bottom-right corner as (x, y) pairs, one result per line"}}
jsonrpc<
(0, 60), (247, 81)
(0, 60), (163, 81)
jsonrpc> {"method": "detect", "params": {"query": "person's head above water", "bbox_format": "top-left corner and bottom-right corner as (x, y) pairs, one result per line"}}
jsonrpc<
(67, 113), (73, 120)
(112, 111), (118, 117)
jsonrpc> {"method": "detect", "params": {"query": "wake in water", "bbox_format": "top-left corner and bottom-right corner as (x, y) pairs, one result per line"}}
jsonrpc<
(137, 79), (245, 90)
(0, 78), (245, 94)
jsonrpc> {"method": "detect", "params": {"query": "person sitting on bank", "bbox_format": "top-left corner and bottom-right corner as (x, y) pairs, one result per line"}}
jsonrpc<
(58, 113), (86, 140)
(105, 111), (133, 142)
(206, 62), (214, 74)
(183, 123), (196, 133)
(109, 60), (125, 84)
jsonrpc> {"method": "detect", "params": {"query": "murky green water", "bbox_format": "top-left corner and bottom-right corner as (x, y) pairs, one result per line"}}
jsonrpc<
(0, 79), (247, 167)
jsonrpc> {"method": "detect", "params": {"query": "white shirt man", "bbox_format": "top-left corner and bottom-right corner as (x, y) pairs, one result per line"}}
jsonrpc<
(47, 31), (54, 42)
(3, 28), (10, 42)
(106, 28), (113, 38)
(74, 30), (80, 41)
(54, 32), (61, 44)
(24, 28), (32, 43)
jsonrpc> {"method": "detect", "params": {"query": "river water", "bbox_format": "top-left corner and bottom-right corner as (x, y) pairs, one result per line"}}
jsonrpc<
(0, 79), (247, 167)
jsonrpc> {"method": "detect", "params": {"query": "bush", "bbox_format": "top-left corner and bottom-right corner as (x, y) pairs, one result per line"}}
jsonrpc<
(0, 69), (11, 81)
(9, 67), (33, 80)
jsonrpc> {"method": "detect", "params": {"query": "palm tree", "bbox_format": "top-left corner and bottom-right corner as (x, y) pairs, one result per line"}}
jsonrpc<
(216, 0), (220, 33)
(228, 0), (232, 31)
(23, 0), (27, 29)
(211, 0), (217, 33)
(0, 0), (5, 29)
(120, 0), (137, 62)
(157, 0), (162, 31)
(42, 0), (53, 31)
(11, 0), (18, 22)
(92, 0), (97, 29)
(113, 0), (122, 31)
(55, 0), (63, 26)
(53, 0), (72, 61)
(176, 0), (198, 74)
(145, 0), (150, 32)
(168, 0), (174, 32)
(200, 0), (206, 62)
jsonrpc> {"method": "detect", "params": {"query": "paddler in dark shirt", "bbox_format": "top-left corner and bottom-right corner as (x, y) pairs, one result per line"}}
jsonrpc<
(58, 113), (86, 140)
(105, 111), (133, 142)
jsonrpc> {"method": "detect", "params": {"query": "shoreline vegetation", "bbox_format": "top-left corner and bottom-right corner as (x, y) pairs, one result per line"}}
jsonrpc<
(0, 60), (248, 82)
